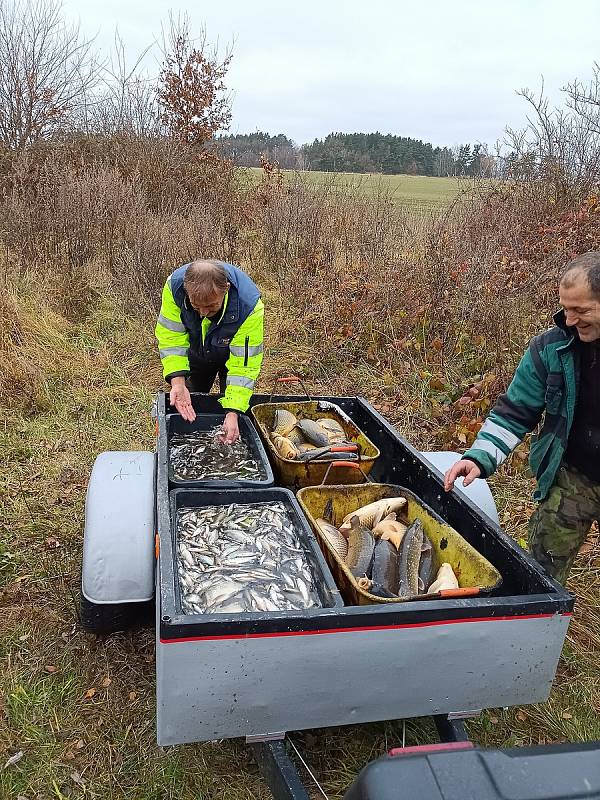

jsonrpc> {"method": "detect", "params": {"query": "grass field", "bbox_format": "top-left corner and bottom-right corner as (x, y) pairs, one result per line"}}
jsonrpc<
(243, 167), (476, 212)
(1, 280), (598, 800)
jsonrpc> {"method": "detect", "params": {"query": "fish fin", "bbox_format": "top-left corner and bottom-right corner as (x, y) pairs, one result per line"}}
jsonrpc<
(324, 498), (334, 523)
(418, 577), (425, 592)
(372, 508), (385, 528)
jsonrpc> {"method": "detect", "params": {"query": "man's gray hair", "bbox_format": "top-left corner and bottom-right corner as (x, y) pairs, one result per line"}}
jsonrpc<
(561, 251), (600, 299)
(184, 260), (229, 299)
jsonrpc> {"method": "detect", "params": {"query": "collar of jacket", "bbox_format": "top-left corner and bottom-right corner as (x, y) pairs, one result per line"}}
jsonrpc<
(552, 308), (577, 348)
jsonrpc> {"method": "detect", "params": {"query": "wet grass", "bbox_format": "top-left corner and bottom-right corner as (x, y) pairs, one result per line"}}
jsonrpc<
(0, 284), (598, 799)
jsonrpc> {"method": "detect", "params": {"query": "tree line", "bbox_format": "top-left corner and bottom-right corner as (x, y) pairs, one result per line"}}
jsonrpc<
(218, 132), (496, 177)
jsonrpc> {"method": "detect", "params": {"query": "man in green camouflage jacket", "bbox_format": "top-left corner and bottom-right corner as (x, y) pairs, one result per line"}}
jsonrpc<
(444, 252), (600, 584)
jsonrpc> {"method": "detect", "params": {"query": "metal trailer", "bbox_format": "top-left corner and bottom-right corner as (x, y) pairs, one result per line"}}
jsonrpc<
(80, 391), (574, 796)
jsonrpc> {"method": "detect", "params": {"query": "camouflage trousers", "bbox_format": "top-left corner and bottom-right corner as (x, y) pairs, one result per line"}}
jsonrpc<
(529, 465), (600, 584)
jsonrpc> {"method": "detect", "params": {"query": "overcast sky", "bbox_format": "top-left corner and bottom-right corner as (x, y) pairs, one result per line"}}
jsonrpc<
(64, 0), (600, 149)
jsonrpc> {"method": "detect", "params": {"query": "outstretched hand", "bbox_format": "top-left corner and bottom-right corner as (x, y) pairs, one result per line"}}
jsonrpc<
(216, 411), (240, 444)
(170, 378), (196, 423)
(444, 459), (481, 492)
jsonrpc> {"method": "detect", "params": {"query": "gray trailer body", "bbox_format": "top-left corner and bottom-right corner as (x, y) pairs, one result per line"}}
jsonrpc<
(154, 393), (573, 746)
(157, 609), (569, 745)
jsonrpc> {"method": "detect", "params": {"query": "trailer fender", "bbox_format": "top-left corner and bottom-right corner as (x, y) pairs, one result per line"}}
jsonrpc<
(82, 451), (155, 604)
(419, 451), (500, 526)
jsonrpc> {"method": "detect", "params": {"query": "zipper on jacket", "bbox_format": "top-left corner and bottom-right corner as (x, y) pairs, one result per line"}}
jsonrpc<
(244, 336), (249, 367)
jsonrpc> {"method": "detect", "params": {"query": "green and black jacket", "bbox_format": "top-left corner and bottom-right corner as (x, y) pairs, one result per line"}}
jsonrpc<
(155, 262), (264, 414)
(463, 311), (578, 501)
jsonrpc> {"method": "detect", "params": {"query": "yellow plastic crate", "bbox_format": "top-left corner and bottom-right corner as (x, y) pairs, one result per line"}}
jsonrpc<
(251, 400), (380, 489)
(296, 482), (502, 605)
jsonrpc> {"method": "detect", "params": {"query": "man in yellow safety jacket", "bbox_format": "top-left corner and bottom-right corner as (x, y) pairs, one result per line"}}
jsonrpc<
(155, 259), (264, 443)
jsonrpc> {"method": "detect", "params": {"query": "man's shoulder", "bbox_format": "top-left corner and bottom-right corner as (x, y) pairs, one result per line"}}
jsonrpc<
(168, 265), (189, 297)
(529, 325), (570, 354)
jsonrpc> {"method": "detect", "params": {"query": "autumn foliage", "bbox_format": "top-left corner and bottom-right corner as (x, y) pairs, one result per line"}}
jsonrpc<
(158, 26), (231, 147)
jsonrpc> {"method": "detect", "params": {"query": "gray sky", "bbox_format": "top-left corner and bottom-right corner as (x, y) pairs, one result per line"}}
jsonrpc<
(65, 0), (600, 149)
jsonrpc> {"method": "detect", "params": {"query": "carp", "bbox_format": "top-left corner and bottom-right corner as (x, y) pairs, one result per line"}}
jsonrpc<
(271, 409), (297, 436)
(315, 417), (347, 444)
(296, 419), (330, 447)
(315, 518), (348, 560)
(287, 426), (306, 446)
(297, 442), (317, 454)
(397, 519), (424, 597)
(345, 515), (375, 578)
(270, 433), (298, 459)
(373, 513), (407, 549)
(339, 497), (407, 534)
(427, 563), (459, 594)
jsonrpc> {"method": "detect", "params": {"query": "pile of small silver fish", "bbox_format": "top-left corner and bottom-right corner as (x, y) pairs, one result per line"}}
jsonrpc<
(170, 426), (265, 481)
(315, 496), (459, 600)
(269, 409), (358, 462)
(177, 501), (323, 614)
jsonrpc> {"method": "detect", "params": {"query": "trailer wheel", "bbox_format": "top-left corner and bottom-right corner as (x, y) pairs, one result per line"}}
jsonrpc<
(79, 587), (155, 635)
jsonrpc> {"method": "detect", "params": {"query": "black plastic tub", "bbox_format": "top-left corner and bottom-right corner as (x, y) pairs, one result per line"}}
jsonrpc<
(165, 412), (274, 489)
(167, 487), (344, 617)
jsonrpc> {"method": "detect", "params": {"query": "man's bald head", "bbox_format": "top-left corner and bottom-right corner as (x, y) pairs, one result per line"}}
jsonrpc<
(184, 260), (230, 317)
(561, 252), (600, 299)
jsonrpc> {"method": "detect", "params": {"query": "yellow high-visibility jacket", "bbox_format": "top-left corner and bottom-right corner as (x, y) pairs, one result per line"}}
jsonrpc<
(155, 262), (264, 413)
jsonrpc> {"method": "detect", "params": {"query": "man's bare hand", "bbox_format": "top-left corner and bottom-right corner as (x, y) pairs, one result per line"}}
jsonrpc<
(170, 377), (196, 422)
(444, 459), (481, 492)
(216, 411), (240, 444)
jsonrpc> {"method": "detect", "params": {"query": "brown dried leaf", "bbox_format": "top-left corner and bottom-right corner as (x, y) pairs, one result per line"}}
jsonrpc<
(44, 665), (57, 673)
(84, 688), (96, 699)
(101, 677), (112, 688)
(129, 691), (138, 701)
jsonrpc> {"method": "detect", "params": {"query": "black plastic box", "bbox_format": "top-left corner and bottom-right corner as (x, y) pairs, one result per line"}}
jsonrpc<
(166, 412), (274, 489)
(168, 487), (344, 616)
(343, 740), (600, 800)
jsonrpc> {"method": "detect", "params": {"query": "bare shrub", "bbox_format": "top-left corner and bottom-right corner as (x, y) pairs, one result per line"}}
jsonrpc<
(0, 0), (99, 149)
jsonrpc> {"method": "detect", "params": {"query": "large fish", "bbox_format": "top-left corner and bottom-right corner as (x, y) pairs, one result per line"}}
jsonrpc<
(427, 563), (459, 594)
(345, 516), (375, 578)
(373, 513), (407, 549)
(397, 519), (424, 597)
(271, 409), (297, 436)
(315, 518), (348, 559)
(418, 534), (436, 592)
(340, 497), (407, 534)
(270, 433), (298, 459)
(287, 426), (306, 446)
(296, 419), (330, 447)
(315, 417), (347, 444)
(371, 538), (399, 595)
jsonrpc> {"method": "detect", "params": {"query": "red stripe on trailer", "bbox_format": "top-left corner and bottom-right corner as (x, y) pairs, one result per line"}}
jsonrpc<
(389, 741), (474, 756)
(160, 611), (572, 644)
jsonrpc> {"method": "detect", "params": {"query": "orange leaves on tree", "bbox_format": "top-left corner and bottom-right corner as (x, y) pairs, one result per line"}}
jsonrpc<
(158, 27), (232, 147)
